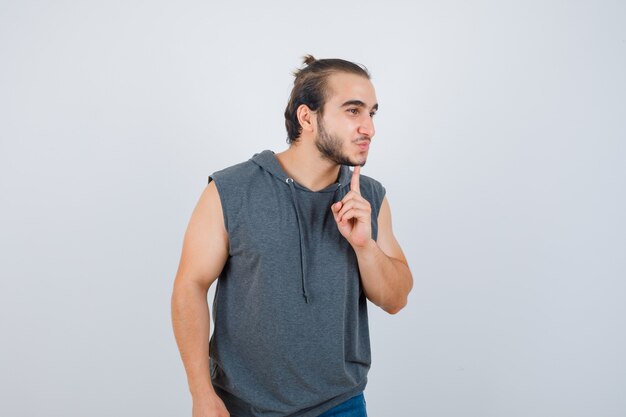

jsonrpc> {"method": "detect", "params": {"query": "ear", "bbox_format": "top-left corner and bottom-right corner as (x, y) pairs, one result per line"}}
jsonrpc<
(296, 104), (316, 134)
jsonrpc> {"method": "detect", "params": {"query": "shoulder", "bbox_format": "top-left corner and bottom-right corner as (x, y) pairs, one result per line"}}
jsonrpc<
(209, 159), (260, 186)
(206, 159), (260, 232)
(358, 173), (386, 207)
(359, 174), (385, 193)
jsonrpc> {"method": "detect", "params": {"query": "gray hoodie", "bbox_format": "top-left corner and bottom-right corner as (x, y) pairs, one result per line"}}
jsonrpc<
(208, 150), (386, 416)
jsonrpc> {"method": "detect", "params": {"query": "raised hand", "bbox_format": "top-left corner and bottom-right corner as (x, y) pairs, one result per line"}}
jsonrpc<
(331, 165), (372, 249)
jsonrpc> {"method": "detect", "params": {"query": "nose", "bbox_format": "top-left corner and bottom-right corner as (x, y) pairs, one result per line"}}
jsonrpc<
(358, 115), (375, 138)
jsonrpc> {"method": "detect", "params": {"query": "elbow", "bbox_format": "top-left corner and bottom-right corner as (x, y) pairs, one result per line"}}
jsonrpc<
(171, 276), (210, 312)
(382, 297), (408, 315)
(383, 279), (412, 315)
(384, 306), (402, 315)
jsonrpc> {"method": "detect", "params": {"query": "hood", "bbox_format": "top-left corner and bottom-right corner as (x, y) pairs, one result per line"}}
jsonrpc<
(250, 150), (353, 193)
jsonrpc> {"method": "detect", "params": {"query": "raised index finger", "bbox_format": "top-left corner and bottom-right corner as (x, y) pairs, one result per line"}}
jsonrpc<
(351, 165), (361, 195)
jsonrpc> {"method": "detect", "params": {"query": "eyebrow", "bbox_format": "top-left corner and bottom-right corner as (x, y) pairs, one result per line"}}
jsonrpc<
(341, 100), (379, 111)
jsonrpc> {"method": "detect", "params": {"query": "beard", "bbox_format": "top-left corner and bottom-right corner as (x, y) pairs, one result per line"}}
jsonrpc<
(314, 117), (366, 167)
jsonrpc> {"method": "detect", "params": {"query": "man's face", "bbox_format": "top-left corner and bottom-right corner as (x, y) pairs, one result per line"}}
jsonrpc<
(314, 72), (378, 167)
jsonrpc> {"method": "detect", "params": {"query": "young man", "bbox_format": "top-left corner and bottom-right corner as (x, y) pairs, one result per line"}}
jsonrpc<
(172, 55), (413, 417)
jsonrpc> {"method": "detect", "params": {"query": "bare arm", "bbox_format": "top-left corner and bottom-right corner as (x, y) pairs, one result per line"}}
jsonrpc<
(171, 181), (230, 416)
(353, 197), (413, 314)
(331, 167), (413, 314)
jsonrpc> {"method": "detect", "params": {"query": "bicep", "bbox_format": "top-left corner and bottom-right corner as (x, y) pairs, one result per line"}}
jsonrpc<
(376, 196), (408, 265)
(175, 181), (229, 290)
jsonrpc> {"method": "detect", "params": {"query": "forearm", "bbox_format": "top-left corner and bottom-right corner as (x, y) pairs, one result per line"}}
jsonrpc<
(171, 280), (216, 397)
(354, 239), (413, 314)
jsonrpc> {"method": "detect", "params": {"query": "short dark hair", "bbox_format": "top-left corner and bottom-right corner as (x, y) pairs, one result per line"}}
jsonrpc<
(284, 55), (370, 144)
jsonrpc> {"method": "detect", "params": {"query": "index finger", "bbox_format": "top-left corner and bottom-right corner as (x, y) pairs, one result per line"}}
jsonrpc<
(351, 165), (361, 194)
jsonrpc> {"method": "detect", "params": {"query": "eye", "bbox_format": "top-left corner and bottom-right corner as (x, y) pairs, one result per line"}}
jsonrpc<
(369, 111), (377, 118)
(347, 108), (359, 115)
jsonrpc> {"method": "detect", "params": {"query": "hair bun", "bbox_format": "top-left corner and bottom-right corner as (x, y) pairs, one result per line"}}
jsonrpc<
(303, 54), (317, 66)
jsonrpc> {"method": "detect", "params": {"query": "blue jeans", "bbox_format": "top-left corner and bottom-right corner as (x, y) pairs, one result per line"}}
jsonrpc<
(318, 393), (367, 417)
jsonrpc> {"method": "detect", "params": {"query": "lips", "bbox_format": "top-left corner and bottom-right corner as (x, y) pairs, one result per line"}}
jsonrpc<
(356, 140), (370, 151)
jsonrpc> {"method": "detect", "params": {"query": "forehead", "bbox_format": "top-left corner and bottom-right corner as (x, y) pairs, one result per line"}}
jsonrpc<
(325, 72), (377, 107)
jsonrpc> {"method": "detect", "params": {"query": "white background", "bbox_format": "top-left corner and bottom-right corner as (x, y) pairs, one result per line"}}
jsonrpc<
(1, 1), (625, 416)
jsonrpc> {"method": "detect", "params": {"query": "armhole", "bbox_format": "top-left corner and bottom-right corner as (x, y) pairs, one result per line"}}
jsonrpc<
(208, 175), (230, 233)
(377, 185), (387, 215)
(369, 182), (386, 242)
(371, 183), (386, 221)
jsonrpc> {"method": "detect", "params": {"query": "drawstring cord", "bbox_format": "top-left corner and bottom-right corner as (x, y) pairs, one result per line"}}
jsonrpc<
(285, 177), (346, 303)
(286, 178), (309, 303)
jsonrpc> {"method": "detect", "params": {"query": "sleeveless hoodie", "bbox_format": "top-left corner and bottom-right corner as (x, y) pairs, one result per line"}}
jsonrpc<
(208, 150), (386, 417)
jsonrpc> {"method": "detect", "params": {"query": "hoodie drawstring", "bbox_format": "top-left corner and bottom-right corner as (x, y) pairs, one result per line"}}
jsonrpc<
(286, 178), (309, 303)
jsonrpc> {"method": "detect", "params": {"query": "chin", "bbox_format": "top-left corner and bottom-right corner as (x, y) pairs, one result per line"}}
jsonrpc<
(355, 153), (368, 166)
(351, 157), (367, 167)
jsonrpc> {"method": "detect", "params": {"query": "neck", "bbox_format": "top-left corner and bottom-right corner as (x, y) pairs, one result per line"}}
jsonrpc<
(276, 141), (341, 192)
